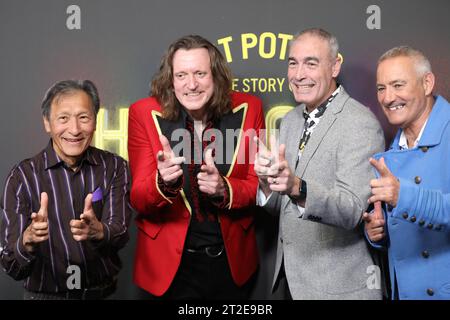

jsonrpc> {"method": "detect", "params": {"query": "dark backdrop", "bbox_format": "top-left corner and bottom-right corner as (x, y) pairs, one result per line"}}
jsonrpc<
(0, 0), (448, 299)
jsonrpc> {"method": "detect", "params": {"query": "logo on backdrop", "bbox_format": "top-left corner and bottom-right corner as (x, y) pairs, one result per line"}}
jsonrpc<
(90, 5), (382, 159)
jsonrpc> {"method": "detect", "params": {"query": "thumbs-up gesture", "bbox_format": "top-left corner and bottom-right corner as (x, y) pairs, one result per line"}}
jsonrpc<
(70, 194), (104, 242)
(266, 144), (298, 196)
(254, 135), (281, 196)
(254, 135), (279, 179)
(157, 135), (185, 186)
(362, 201), (386, 242)
(197, 148), (225, 198)
(368, 157), (400, 207)
(23, 192), (49, 252)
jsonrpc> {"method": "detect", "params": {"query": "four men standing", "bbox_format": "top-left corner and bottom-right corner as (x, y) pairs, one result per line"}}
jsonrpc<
(0, 32), (447, 300)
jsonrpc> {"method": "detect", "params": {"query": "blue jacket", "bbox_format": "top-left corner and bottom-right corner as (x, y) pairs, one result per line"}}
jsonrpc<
(370, 96), (450, 299)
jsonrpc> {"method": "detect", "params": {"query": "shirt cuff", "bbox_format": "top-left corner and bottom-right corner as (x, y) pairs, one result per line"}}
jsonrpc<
(257, 187), (273, 206)
(210, 176), (230, 209)
(296, 204), (305, 218)
(89, 222), (109, 249)
(157, 171), (183, 198)
(15, 233), (36, 266)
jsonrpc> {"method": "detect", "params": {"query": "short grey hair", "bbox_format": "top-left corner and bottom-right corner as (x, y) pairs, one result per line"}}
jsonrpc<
(378, 45), (432, 76)
(291, 28), (339, 60)
(41, 80), (100, 120)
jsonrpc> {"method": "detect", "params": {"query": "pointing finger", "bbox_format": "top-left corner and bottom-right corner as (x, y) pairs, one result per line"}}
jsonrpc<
(159, 135), (173, 154)
(204, 148), (215, 167)
(38, 192), (48, 221)
(269, 134), (278, 154)
(373, 201), (384, 220)
(370, 157), (392, 178)
(278, 144), (286, 162)
(83, 193), (93, 213)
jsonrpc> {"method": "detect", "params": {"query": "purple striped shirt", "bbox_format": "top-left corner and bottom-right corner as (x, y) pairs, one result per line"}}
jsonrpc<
(0, 141), (132, 293)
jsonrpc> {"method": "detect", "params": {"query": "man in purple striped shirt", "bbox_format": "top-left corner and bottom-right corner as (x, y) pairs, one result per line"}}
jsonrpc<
(0, 80), (132, 299)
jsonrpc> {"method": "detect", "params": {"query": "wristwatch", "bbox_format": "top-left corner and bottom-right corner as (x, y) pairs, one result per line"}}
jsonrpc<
(290, 178), (307, 201)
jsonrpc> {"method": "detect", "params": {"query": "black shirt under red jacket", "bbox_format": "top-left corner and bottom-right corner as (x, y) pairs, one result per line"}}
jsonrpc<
(128, 91), (263, 296)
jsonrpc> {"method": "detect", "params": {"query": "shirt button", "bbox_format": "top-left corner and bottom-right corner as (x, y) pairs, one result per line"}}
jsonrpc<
(419, 220), (425, 226)
(427, 223), (434, 229)
(422, 250), (430, 258)
(280, 237), (283, 243)
(420, 146), (429, 152)
(410, 216), (416, 222)
(427, 288), (434, 296)
(402, 213), (409, 219)
(414, 176), (422, 184)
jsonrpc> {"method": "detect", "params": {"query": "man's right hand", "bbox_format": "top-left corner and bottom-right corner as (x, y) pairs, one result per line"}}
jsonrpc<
(362, 201), (385, 242)
(157, 135), (185, 186)
(254, 135), (279, 197)
(23, 192), (49, 253)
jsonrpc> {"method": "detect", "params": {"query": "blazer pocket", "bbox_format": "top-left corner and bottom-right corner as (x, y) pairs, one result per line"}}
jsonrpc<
(136, 219), (163, 239)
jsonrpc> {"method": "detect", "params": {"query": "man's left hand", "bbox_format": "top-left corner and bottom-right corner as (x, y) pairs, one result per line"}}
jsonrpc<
(70, 193), (104, 242)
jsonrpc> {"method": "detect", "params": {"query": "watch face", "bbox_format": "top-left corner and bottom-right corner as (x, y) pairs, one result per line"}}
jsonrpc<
(300, 179), (307, 197)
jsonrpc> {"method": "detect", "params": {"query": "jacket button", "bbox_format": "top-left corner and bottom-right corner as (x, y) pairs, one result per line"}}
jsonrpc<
(436, 225), (442, 231)
(414, 176), (422, 184)
(420, 146), (429, 152)
(402, 213), (409, 219)
(427, 288), (434, 296)
(422, 250), (430, 258)
(427, 223), (434, 229)
(419, 220), (425, 226)
(176, 248), (182, 254)
(410, 216), (416, 222)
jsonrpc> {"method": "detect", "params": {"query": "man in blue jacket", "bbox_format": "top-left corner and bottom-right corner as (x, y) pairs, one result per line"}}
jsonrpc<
(364, 45), (450, 299)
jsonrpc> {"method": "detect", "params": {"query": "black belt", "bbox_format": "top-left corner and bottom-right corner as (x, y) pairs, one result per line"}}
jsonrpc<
(25, 279), (117, 300)
(186, 244), (224, 258)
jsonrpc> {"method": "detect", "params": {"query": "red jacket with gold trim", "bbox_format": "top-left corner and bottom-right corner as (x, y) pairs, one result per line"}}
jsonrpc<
(128, 91), (264, 296)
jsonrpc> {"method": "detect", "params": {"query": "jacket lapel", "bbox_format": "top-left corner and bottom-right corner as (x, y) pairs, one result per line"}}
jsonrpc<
(215, 103), (247, 177)
(151, 110), (193, 215)
(286, 107), (304, 172)
(296, 88), (349, 178)
(150, 103), (248, 214)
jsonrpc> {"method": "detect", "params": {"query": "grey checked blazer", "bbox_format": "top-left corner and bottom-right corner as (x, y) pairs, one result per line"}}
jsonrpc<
(262, 87), (385, 299)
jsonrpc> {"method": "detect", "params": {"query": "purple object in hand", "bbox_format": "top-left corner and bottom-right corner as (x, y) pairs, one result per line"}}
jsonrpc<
(92, 187), (103, 202)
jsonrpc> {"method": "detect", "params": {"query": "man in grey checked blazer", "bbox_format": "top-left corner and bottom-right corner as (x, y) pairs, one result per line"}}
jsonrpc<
(255, 28), (385, 299)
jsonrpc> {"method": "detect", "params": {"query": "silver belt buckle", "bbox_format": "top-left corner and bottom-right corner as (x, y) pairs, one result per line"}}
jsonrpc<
(205, 245), (224, 258)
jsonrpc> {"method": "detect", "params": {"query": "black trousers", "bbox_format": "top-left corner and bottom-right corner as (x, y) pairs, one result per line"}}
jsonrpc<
(273, 261), (292, 300)
(161, 248), (254, 300)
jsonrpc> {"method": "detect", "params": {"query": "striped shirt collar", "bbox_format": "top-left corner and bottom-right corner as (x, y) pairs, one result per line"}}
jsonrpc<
(44, 140), (99, 170)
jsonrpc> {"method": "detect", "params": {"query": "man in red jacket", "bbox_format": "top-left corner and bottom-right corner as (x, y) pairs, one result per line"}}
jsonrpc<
(128, 35), (264, 299)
